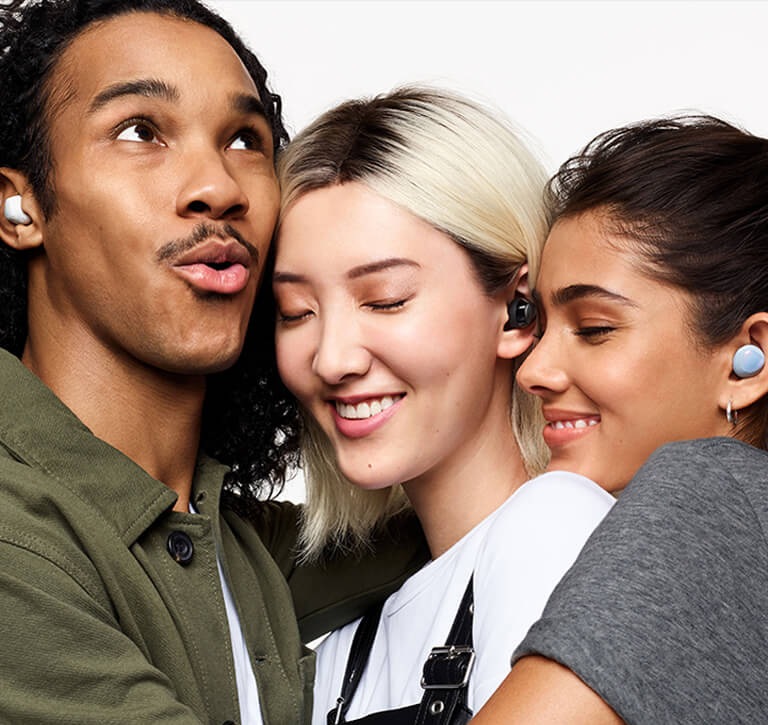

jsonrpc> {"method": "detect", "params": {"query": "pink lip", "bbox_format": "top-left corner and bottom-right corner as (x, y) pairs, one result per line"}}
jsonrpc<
(330, 395), (404, 439)
(541, 408), (601, 448)
(170, 240), (252, 294)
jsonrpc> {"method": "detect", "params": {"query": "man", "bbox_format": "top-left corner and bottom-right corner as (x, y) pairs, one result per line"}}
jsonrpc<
(0, 1), (424, 722)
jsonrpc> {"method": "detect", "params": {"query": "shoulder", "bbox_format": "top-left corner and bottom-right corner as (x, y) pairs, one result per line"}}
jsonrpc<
(0, 461), (107, 603)
(484, 471), (615, 545)
(619, 437), (767, 526)
(512, 470), (615, 509)
(474, 471), (614, 600)
(631, 437), (765, 487)
(538, 437), (768, 602)
(468, 474), (613, 710)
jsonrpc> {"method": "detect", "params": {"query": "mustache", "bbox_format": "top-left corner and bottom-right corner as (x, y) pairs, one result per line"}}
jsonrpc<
(155, 222), (259, 264)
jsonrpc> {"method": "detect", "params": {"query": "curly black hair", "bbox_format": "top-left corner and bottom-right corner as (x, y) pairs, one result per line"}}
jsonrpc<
(0, 0), (300, 505)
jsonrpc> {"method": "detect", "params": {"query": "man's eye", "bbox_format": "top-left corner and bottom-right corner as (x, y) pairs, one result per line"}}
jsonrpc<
(116, 122), (160, 144)
(229, 130), (264, 152)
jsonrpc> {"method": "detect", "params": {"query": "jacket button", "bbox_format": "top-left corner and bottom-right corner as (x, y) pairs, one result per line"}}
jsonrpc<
(167, 531), (194, 566)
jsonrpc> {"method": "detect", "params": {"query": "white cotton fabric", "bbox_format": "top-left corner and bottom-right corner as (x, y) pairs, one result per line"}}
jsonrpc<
(189, 503), (264, 725)
(217, 558), (264, 725)
(312, 471), (615, 724)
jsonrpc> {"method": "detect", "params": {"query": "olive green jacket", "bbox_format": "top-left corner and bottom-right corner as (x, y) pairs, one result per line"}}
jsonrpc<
(0, 351), (426, 724)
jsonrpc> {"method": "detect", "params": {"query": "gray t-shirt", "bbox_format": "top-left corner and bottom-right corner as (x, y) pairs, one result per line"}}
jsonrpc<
(513, 437), (768, 724)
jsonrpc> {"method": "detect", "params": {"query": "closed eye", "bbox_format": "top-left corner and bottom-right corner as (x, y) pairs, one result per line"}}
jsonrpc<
(366, 298), (410, 312)
(277, 309), (313, 324)
(575, 326), (615, 341)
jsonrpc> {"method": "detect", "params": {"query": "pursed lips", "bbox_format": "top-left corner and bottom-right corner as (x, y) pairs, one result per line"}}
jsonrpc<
(168, 239), (254, 294)
(172, 239), (253, 269)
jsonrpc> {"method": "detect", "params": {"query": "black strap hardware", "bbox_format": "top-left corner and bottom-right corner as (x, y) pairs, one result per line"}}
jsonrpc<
(329, 576), (474, 725)
(420, 646), (475, 690)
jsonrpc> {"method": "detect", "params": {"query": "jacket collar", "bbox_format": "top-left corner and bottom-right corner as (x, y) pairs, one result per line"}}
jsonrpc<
(0, 349), (229, 544)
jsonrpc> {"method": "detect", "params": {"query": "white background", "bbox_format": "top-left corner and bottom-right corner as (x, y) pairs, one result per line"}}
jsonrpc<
(210, 0), (768, 174)
(208, 0), (768, 500)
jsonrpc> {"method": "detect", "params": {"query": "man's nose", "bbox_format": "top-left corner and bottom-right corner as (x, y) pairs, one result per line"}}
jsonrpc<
(176, 148), (250, 220)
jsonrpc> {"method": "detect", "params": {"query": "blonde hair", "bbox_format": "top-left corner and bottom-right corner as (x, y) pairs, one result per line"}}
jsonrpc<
(277, 86), (550, 559)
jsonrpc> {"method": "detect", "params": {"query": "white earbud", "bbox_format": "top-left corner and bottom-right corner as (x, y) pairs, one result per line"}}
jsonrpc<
(4, 195), (31, 226)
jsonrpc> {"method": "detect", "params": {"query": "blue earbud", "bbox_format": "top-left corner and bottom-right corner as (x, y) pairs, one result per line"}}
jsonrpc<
(3, 195), (31, 226)
(733, 344), (765, 378)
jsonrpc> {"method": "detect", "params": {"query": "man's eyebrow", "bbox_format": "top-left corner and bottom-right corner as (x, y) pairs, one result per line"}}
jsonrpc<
(273, 258), (419, 285)
(231, 92), (267, 118)
(89, 83), (267, 121)
(549, 284), (638, 307)
(89, 79), (179, 112)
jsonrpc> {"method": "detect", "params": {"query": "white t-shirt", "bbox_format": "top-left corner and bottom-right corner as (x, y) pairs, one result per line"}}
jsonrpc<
(189, 504), (264, 725)
(312, 471), (614, 723)
(218, 558), (264, 725)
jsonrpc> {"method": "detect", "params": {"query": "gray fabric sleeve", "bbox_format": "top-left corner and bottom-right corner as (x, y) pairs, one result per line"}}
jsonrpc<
(513, 439), (768, 725)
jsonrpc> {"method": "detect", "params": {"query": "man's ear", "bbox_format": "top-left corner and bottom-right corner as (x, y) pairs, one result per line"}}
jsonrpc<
(0, 168), (44, 251)
(497, 263), (537, 360)
(718, 313), (768, 415)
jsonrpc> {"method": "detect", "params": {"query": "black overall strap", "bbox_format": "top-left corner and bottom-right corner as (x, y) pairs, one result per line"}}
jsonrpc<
(329, 600), (386, 725)
(328, 576), (475, 725)
(415, 576), (475, 725)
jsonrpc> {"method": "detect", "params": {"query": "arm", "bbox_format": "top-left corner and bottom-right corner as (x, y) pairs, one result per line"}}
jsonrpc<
(475, 440), (768, 723)
(471, 656), (621, 724)
(233, 502), (429, 642)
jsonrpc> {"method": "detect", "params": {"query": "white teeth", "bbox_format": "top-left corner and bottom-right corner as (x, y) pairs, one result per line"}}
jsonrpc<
(336, 395), (398, 420)
(551, 418), (598, 430)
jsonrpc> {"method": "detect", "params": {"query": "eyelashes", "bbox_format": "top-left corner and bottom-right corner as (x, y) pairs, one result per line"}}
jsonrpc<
(115, 118), (162, 144)
(574, 326), (615, 342)
(113, 117), (268, 153)
(276, 297), (413, 325)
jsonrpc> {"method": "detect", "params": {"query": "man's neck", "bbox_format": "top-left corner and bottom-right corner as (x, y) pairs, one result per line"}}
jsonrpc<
(22, 340), (205, 512)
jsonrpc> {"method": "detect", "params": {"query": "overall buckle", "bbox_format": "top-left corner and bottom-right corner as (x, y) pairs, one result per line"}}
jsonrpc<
(420, 646), (475, 690)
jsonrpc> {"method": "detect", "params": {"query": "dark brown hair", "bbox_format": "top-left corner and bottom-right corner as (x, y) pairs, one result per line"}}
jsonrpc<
(549, 115), (768, 445)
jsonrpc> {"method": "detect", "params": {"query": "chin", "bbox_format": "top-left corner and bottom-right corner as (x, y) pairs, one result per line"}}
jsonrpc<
(154, 344), (244, 376)
(339, 467), (400, 492)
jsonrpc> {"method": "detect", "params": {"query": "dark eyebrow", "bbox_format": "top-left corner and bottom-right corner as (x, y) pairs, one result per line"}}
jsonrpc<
(231, 92), (267, 119)
(549, 284), (638, 308)
(89, 79), (179, 112)
(273, 258), (419, 285)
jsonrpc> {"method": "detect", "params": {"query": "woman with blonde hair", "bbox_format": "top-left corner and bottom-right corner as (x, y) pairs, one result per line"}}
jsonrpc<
(273, 87), (614, 724)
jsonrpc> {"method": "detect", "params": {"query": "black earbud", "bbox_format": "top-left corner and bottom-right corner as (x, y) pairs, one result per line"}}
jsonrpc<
(504, 297), (537, 330)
